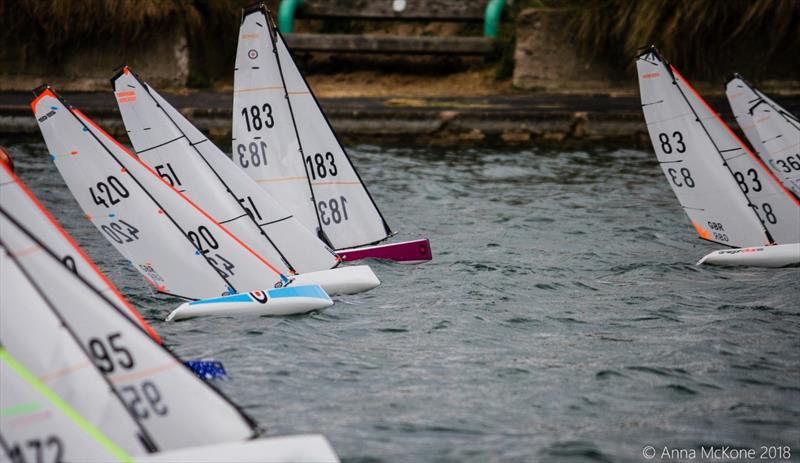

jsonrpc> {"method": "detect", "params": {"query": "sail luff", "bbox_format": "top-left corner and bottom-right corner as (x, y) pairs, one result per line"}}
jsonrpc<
(0, 162), (161, 343)
(263, 9), (330, 246)
(1, 205), (261, 450)
(273, 24), (394, 242)
(663, 65), (776, 244)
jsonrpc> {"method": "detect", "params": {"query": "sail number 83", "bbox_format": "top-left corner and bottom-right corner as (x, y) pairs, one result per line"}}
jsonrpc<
(658, 131), (686, 154)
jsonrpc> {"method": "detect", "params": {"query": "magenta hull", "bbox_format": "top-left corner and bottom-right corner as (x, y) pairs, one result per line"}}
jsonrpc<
(337, 238), (432, 264)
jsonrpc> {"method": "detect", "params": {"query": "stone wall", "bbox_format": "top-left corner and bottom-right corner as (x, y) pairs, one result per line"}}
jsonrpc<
(0, 23), (188, 92)
(512, 8), (625, 93)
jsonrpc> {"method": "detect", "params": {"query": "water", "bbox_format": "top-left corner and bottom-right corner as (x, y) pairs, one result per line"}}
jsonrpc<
(3, 141), (799, 462)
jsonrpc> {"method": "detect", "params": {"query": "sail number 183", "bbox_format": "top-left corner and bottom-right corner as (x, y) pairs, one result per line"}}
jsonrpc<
(318, 196), (349, 226)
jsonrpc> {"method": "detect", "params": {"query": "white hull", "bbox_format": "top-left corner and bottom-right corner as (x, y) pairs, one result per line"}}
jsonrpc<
(167, 285), (333, 321)
(136, 434), (339, 462)
(697, 243), (800, 268)
(291, 265), (380, 295)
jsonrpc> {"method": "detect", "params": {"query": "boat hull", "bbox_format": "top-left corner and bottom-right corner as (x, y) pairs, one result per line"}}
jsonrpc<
(697, 243), (800, 268)
(136, 434), (339, 462)
(167, 285), (333, 321)
(291, 265), (380, 295)
(337, 238), (432, 264)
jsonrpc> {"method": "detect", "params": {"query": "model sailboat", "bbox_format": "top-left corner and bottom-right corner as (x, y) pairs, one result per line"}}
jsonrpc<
(636, 46), (800, 267)
(233, 4), (432, 264)
(110, 66), (380, 297)
(0, 209), (339, 461)
(726, 75), (800, 198)
(31, 87), (344, 320)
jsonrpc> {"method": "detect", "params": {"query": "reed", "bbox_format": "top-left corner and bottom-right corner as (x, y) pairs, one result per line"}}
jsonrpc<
(563, 0), (800, 79)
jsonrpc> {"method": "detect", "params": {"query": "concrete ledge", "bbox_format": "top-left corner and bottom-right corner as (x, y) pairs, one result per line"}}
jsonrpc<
(2, 92), (798, 148)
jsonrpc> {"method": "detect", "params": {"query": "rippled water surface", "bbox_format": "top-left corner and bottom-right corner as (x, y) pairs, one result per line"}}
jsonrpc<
(4, 141), (799, 462)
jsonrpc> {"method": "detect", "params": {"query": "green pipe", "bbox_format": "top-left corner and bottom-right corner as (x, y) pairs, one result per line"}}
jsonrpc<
(277, 0), (303, 33)
(484, 0), (505, 38)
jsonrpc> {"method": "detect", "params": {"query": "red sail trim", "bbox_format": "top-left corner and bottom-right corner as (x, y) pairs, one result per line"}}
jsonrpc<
(0, 161), (162, 344)
(69, 108), (288, 278)
(670, 65), (800, 207)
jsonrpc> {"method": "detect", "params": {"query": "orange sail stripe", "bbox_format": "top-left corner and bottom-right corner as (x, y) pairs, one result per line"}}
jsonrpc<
(70, 108), (287, 278)
(670, 65), (800, 207)
(1, 161), (162, 344)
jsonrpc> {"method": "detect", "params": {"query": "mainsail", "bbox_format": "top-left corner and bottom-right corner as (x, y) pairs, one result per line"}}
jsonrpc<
(233, 5), (392, 250)
(0, 162), (159, 341)
(1, 207), (260, 451)
(32, 87), (290, 299)
(636, 47), (772, 247)
(0, 238), (153, 456)
(726, 75), (800, 198)
(0, 347), (135, 462)
(111, 67), (339, 274)
(668, 67), (800, 245)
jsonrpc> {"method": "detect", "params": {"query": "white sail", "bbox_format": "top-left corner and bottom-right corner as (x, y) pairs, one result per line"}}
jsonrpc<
(233, 8), (321, 239)
(112, 67), (339, 274)
(669, 69), (800, 245)
(0, 208), (259, 451)
(727, 76), (800, 198)
(0, 162), (160, 342)
(0, 347), (135, 463)
(33, 88), (288, 300)
(234, 6), (392, 249)
(136, 434), (339, 463)
(636, 48), (771, 247)
(0, 241), (152, 456)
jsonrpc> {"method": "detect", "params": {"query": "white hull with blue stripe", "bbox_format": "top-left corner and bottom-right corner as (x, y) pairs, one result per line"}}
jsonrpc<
(697, 243), (800, 268)
(167, 285), (333, 321)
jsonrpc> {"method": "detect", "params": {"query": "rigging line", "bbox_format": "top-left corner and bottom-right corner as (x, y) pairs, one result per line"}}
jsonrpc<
(66, 105), (240, 293)
(274, 24), (395, 240)
(667, 64), (778, 244)
(135, 134), (186, 155)
(641, 99), (664, 107)
(0, 349), (135, 462)
(673, 68), (800, 208)
(125, 72), (300, 274)
(0, 155), (160, 343)
(0, 206), (259, 435)
(0, 224), (158, 454)
(259, 7), (330, 248)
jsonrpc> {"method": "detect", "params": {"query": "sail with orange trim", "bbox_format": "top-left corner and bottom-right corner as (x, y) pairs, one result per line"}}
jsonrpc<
(0, 236), (155, 457)
(234, 5), (392, 250)
(668, 66), (800, 245)
(636, 46), (772, 247)
(726, 75), (800, 198)
(111, 66), (339, 274)
(31, 87), (290, 300)
(1, 206), (260, 452)
(0, 162), (160, 342)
